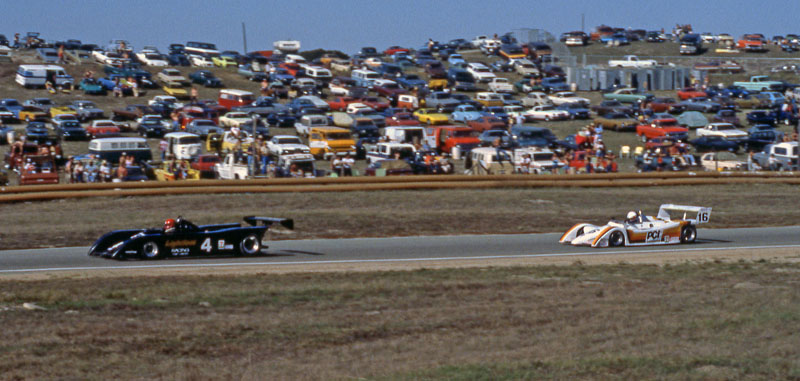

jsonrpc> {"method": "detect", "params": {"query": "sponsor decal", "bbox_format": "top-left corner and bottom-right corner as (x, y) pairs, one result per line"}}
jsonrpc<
(165, 240), (196, 248)
(646, 231), (661, 241)
(170, 247), (190, 256)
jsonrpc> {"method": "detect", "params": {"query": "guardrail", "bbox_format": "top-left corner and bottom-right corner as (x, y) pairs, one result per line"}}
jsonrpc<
(2, 172), (799, 203)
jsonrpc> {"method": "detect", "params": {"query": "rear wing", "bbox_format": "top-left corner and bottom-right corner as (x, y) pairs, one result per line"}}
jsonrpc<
(657, 204), (711, 224)
(244, 216), (294, 230)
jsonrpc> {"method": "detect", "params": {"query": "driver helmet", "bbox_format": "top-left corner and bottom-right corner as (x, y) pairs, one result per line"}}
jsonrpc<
(164, 218), (176, 231)
(627, 211), (637, 221)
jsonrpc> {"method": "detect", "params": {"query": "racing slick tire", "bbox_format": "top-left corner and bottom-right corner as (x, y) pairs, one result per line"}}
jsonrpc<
(140, 241), (162, 260)
(680, 225), (697, 244)
(239, 234), (261, 255)
(609, 231), (625, 247)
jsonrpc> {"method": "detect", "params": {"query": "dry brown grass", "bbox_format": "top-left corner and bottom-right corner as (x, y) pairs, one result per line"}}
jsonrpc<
(1, 262), (798, 379)
(1, 183), (799, 249)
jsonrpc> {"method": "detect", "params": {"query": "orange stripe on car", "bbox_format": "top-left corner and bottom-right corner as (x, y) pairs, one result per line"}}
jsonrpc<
(592, 226), (614, 246)
(560, 224), (581, 241)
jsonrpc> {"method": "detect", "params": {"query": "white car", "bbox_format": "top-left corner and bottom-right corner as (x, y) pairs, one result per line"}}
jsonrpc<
(148, 95), (183, 109)
(521, 92), (552, 107)
(548, 91), (590, 106)
(503, 105), (526, 120)
(136, 52), (168, 67)
(488, 77), (514, 93)
(700, 152), (745, 171)
(695, 123), (748, 141)
(219, 112), (253, 128)
(466, 62), (496, 83)
(267, 135), (310, 156)
(156, 69), (187, 85)
(189, 54), (214, 67)
(523, 105), (570, 121)
(560, 204), (711, 247)
(512, 59), (540, 77)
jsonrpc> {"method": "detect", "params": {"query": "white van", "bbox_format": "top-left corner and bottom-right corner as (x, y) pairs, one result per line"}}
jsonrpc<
(305, 66), (332, 84)
(15, 65), (73, 88)
(351, 69), (380, 88)
(164, 132), (202, 160)
(88, 137), (152, 164)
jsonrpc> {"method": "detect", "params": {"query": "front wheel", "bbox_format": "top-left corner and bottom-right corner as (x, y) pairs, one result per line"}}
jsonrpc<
(608, 231), (625, 247)
(680, 225), (697, 243)
(140, 241), (162, 259)
(239, 234), (261, 255)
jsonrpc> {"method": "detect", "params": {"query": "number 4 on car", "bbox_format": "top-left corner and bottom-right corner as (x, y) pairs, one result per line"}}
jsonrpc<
(559, 204), (711, 248)
(88, 216), (293, 260)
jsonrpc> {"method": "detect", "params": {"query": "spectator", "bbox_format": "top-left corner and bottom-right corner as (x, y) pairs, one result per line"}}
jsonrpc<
(520, 153), (531, 174)
(85, 160), (97, 182)
(190, 87), (199, 103)
(331, 155), (343, 176)
(159, 138), (168, 160)
(260, 140), (270, 174)
(57, 45), (64, 64)
(99, 160), (111, 182)
(73, 161), (85, 182)
(129, 77), (139, 97)
(113, 78), (122, 97)
(341, 153), (355, 176)
(115, 162), (127, 181)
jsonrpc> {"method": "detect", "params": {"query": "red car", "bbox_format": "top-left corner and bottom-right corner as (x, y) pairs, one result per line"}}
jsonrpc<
(677, 87), (707, 100)
(327, 96), (359, 111)
(383, 46), (410, 56)
(191, 154), (221, 178)
(467, 116), (506, 132)
(358, 96), (390, 111)
(385, 112), (419, 126)
(636, 118), (688, 141)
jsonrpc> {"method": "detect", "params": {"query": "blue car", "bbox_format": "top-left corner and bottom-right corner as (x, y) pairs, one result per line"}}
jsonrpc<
(556, 103), (591, 119)
(55, 120), (89, 140)
(483, 106), (510, 124)
(397, 74), (427, 90)
(168, 53), (190, 66)
(746, 110), (777, 126)
(689, 136), (740, 152)
(450, 105), (483, 123)
(0, 99), (23, 118)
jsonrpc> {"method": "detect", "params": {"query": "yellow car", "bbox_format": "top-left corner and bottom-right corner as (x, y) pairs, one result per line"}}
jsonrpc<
(162, 82), (189, 99)
(18, 106), (48, 122)
(49, 106), (78, 119)
(413, 108), (449, 125)
(212, 56), (238, 68)
(153, 160), (200, 181)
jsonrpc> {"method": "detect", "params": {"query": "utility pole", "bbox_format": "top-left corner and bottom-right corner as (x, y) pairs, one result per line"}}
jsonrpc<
(581, 13), (585, 32)
(242, 22), (248, 53)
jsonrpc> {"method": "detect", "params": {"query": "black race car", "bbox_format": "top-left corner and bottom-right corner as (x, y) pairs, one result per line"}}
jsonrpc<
(89, 216), (293, 260)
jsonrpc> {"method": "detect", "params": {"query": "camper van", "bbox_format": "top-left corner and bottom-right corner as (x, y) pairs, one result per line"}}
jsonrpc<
(88, 137), (152, 164)
(218, 89), (255, 110)
(15, 65), (73, 88)
(305, 66), (333, 84)
(164, 132), (202, 160)
(351, 69), (380, 88)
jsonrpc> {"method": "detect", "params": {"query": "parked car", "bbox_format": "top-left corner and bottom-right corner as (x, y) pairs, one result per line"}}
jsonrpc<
(189, 70), (223, 87)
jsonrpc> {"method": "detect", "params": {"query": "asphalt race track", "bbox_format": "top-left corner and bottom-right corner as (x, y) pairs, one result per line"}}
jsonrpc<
(1, 226), (799, 274)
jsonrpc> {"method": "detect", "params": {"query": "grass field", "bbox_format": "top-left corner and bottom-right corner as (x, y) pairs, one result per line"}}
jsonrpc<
(1, 183), (799, 249)
(2, 262), (799, 379)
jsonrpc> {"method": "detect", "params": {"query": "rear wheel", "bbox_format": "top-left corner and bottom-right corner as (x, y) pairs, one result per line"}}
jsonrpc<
(140, 241), (161, 259)
(680, 225), (697, 243)
(609, 231), (625, 247)
(239, 234), (261, 255)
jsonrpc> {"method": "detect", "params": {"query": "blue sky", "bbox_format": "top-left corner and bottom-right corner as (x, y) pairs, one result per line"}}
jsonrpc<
(1, 0), (793, 54)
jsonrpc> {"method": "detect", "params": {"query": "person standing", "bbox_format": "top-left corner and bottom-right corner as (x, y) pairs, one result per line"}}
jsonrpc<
(129, 77), (139, 97)
(341, 153), (355, 176)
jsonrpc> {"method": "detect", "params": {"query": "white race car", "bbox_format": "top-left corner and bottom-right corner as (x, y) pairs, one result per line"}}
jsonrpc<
(560, 204), (711, 247)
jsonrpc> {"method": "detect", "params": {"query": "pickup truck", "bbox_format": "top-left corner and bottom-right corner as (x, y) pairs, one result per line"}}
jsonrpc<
(71, 100), (105, 121)
(366, 142), (417, 164)
(424, 91), (460, 112)
(733, 76), (783, 92)
(294, 114), (330, 137)
(636, 118), (689, 142)
(112, 104), (156, 121)
(424, 126), (481, 156)
(608, 55), (657, 68)
(603, 88), (654, 104)
(214, 153), (250, 180)
(752, 142), (799, 171)
(488, 78), (514, 93)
